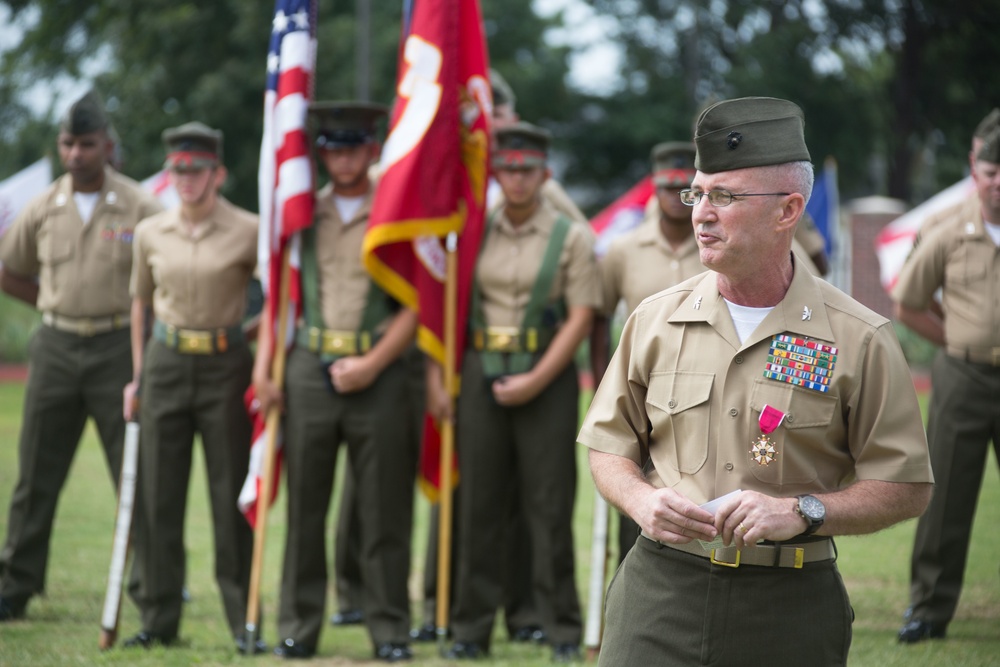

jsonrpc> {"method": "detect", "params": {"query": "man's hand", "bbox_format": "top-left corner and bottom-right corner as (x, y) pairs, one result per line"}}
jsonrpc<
(491, 372), (543, 406)
(713, 491), (805, 548)
(122, 381), (140, 421)
(329, 356), (377, 394)
(633, 487), (717, 545)
(252, 373), (284, 416)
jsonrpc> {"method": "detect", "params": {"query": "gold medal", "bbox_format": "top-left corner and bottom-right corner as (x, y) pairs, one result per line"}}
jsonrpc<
(750, 435), (777, 466)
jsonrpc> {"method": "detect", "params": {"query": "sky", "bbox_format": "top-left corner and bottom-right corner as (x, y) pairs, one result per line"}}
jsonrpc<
(534, 0), (622, 94)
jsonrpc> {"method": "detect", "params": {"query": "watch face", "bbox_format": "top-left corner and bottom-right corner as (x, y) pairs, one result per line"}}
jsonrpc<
(800, 495), (826, 521)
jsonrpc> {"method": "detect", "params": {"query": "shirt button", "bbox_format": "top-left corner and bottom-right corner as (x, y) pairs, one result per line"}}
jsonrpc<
(786, 414), (794, 424)
(667, 399), (677, 409)
(724, 462), (734, 471)
(729, 407), (738, 417)
(735, 355), (744, 364)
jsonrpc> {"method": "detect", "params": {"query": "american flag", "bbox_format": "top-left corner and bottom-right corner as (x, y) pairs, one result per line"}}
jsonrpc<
(239, 0), (317, 527)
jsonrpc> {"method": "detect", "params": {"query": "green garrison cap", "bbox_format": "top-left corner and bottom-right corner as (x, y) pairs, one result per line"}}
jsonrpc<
(651, 142), (697, 187)
(493, 121), (550, 169)
(162, 121), (223, 169)
(694, 97), (810, 173)
(308, 101), (388, 149)
(974, 108), (1000, 140)
(976, 127), (1000, 164)
(490, 69), (516, 108)
(60, 90), (109, 135)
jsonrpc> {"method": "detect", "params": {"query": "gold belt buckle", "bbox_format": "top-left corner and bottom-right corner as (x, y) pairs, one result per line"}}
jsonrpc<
(323, 331), (356, 355)
(710, 548), (741, 568)
(217, 329), (228, 353)
(178, 330), (213, 354)
(79, 318), (96, 337)
(487, 326), (521, 352)
(792, 547), (805, 569)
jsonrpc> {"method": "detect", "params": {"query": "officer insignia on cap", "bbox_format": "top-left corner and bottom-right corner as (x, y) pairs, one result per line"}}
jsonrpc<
(727, 131), (742, 150)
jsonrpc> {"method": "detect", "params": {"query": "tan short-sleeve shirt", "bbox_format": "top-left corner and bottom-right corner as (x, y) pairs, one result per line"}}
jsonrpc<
(908, 193), (980, 254)
(313, 183), (382, 331)
(131, 197), (257, 328)
(488, 178), (588, 224)
(598, 214), (705, 317)
(794, 211), (827, 259)
(477, 199), (600, 328)
(891, 209), (1000, 350)
(0, 167), (163, 317)
(579, 264), (933, 505)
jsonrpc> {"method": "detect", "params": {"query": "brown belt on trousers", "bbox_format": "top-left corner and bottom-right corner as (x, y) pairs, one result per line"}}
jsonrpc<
(152, 320), (242, 355)
(42, 311), (130, 336)
(642, 533), (835, 569)
(946, 345), (1000, 367)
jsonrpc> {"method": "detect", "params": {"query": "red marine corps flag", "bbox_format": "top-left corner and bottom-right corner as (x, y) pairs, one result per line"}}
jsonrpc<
(363, 0), (491, 499)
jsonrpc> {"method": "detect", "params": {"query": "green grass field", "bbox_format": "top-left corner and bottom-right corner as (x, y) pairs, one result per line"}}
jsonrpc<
(0, 381), (997, 666)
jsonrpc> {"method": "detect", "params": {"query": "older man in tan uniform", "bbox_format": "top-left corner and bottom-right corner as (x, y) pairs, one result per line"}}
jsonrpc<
(253, 101), (418, 663)
(579, 97), (934, 665)
(0, 91), (162, 621)
(122, 122), (258, 651)
(893, 126), (1000, 644)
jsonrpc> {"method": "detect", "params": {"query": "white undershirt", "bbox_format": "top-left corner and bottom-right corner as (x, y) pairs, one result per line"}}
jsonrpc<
(73, 191), (100, 225)
(984, 220), (1000, 246)
(334, 194), (365, 224)
(725, 299), (774, 344)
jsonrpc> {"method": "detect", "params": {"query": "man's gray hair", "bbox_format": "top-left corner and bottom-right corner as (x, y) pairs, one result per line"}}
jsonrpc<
(755, 161), (814, 202)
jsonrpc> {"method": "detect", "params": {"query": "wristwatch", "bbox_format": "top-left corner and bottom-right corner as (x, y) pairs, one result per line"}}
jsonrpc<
(794, 494), (826, 537)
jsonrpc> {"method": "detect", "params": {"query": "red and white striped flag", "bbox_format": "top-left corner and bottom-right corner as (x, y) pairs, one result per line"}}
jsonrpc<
(239, 0), (317, 527)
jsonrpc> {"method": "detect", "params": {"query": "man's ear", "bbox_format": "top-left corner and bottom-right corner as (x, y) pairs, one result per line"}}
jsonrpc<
(777, 193), (806, 232)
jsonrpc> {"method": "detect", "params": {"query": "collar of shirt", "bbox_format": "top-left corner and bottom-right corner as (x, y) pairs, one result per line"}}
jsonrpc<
(668, 254), (835, 352)
(494, 198), (560, 237)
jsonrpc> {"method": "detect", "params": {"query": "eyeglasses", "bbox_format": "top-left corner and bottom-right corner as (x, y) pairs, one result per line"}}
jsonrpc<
(678, 189), (790, 207)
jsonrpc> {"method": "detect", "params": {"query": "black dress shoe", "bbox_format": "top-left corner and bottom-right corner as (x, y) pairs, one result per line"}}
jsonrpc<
(122, 631), (175, 649)
(273, 638), (316, 659)
(234, 635), (268, 654)
(444, 641), (487, 660)
(511, 624), (547, 643)
(0, 596), (28, 622)
(329, 609), (364, 626)
(409, 623), (437, 642)
(898, 619), (947, 644)
(553, 643), (582, 663)
(375, 642), (413, 662)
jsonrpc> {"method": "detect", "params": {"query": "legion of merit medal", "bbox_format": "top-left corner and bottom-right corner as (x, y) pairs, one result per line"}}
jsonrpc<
(750, 404), (786, 466)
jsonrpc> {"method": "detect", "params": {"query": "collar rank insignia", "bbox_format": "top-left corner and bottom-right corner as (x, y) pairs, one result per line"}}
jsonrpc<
(763, 334), (837, 393)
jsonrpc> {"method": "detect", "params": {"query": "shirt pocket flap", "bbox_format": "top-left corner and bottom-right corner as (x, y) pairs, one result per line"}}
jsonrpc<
(647, 371), (714, 415)
(750, 378), (837, 429)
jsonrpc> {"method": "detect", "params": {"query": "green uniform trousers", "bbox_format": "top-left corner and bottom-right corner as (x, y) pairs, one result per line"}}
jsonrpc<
(332, 345), (425, 618)
(601, 536), (852, 666)
(136, 339), (254, 640)
(0, 325), (144, 605)
(451, 352), (582, 649)
(278, 347), (416, 649)
(908, 351), (1000, 625)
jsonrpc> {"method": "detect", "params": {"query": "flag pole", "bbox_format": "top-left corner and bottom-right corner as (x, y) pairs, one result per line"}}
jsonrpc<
(435, 231), (459, 650)
(583, 494), (610, 659)
(244, 245), (292, 654)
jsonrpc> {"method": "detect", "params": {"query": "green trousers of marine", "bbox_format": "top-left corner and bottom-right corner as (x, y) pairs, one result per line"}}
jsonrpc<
(451, 351), (582, 649)
(602, 536), (852, 666)
(908, 351), (1000, 626)
(0, 325), (144, 607)
(279, 347), (417, 649)
(136, 339), (254, 640)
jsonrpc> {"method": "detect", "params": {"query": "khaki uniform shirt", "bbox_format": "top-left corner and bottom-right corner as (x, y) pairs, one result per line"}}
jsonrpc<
(579, 263), (933, 505)
(478, 199), (600, 328)
(313, 182), (384, 331)
(0, 166), (163, 317)
(795, 212), (827, 260)
(909, 193), (981, 254)
(131, 197), (258, 329)
(891, 207), (1000, 351)
(598, 212), (704, 317)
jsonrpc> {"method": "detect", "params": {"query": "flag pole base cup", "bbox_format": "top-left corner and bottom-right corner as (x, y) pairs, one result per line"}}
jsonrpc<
(243, 623), (258, 657)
